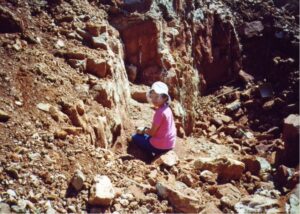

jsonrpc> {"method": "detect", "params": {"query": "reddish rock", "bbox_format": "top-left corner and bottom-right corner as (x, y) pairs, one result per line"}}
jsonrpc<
(209, 183), (241, 208)
(241, 156), (261, 175)
(86, 58), (111, 78)
(130, 84), (149, 103)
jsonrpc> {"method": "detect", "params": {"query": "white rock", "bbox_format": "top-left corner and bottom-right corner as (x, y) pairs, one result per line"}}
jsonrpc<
(119, 199), (129, 207)
(7, 189), (17, 198)
(88, 175), (115, 206)
(37, 103), (51, 112)
(54, 39), (65, 49)
(154, 151), (179, 167)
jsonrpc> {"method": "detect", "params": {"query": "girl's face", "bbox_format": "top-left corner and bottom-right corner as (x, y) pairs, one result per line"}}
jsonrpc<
(149, 91), (167, 107)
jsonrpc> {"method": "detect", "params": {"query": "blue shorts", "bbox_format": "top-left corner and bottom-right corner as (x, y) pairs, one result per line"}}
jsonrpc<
(131, 134), (170, 155)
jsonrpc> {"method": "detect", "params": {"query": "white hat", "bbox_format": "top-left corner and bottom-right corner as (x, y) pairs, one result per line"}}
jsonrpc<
(147, 81), (171, 103)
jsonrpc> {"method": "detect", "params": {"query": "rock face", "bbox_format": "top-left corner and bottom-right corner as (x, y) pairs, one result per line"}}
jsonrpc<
(194, 157), (245, 181)
(156, 181), (202, 213)
(110, 0), (242, 135)
(88, 175), (115, 206)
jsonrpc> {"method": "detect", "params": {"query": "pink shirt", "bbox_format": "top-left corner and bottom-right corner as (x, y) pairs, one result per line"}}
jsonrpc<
(150, 104), (176, 150)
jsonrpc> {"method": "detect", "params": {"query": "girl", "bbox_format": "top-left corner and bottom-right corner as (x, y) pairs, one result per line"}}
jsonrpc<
(131, 81), (177, 156)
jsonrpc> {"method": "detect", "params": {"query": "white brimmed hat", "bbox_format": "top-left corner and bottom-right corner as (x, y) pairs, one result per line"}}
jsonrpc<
(147, 81), (171, 103)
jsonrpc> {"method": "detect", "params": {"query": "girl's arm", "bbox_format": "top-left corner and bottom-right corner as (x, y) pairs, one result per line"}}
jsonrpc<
(144, 124), (159, 136)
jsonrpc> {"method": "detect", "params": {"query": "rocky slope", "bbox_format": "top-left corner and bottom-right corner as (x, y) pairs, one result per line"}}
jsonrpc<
(0, 0), (299, 213)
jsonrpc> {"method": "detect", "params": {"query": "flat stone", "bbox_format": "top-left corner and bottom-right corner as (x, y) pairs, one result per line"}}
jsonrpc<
(88, 175), (115, 206)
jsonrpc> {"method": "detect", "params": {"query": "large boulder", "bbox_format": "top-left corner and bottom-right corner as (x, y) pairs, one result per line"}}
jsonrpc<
(194, 157), (245, 181)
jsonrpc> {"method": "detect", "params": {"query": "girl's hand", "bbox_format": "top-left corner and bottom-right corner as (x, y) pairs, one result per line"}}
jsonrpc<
(136, 127), (144, 134)
(143, 127), (150, 135)
(143, 125), (158, 136)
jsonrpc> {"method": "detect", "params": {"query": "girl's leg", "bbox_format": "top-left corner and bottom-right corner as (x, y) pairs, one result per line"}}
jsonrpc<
(131, 134), (154, 154)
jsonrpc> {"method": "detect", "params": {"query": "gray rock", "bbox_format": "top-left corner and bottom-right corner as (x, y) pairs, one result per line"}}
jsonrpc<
(235, 195), (281, 213)
(71, 170), (86, 191)
(242, 21), (264, 38)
